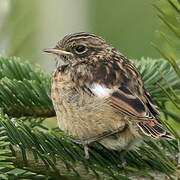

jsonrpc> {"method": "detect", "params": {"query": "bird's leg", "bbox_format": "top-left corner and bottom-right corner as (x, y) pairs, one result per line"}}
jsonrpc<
(83, 144), (89, 159)
(177, 140), (180, 167)
(73, 139), (90, 159)
(119, 150), (127, 166)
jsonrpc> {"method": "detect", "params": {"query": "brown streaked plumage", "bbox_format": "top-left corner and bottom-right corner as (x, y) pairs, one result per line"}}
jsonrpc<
(44, 32), (172, 158)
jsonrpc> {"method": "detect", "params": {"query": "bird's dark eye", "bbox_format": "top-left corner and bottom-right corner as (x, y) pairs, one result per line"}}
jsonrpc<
(74, 45), (87, 54)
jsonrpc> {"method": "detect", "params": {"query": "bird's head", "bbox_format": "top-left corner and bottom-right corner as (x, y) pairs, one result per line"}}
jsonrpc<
(44, 32), (116, 66)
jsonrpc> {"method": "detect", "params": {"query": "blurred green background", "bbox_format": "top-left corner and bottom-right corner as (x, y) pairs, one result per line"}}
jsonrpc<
(0, 0), (163, 72)
(0, 0), (179, 144)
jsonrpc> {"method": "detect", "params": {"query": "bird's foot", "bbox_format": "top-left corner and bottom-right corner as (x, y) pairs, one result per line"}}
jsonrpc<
(177, 140), (180, 167)
(84, 144), (90, 159)
(119, 150), (127, 167)
(73, 139), (91, 159)
(120, 156), (127, 167)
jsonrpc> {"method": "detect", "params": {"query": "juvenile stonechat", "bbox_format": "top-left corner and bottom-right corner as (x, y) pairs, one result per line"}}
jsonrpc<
(44, 32), (171, 158)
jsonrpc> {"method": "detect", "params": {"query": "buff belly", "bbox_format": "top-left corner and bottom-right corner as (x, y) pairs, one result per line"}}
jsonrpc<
(52, 80), (141, 150)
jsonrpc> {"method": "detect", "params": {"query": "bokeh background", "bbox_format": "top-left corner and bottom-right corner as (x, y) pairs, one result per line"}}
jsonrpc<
(0, 0), (167, 72)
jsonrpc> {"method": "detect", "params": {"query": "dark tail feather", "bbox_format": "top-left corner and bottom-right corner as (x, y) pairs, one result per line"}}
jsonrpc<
(161, 131), (174, 139)
(137, 121), (174, 139)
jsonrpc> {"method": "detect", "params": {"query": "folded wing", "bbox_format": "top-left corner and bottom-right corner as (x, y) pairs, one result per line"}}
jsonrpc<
(85, 59), (172, 139)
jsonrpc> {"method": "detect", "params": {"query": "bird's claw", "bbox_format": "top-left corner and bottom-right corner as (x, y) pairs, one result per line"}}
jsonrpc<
(84, 145), (90, 159)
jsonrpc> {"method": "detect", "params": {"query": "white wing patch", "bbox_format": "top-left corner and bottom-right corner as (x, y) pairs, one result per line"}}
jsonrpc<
(90, 84), (113, 98)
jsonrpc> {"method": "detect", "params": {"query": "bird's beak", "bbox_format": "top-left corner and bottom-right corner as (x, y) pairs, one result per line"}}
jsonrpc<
(43, 48), (73, 56)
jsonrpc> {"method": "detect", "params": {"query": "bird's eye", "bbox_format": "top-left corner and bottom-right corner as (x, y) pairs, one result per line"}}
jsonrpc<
(74, 45), (87, 54)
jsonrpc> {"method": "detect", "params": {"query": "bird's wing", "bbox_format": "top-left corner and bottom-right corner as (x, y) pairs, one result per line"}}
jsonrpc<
(73, 59), (171, 139)
(88, 59), (159, 118)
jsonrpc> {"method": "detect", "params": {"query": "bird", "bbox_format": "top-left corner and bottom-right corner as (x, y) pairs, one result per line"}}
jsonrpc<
(44, 32), (172, 159)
